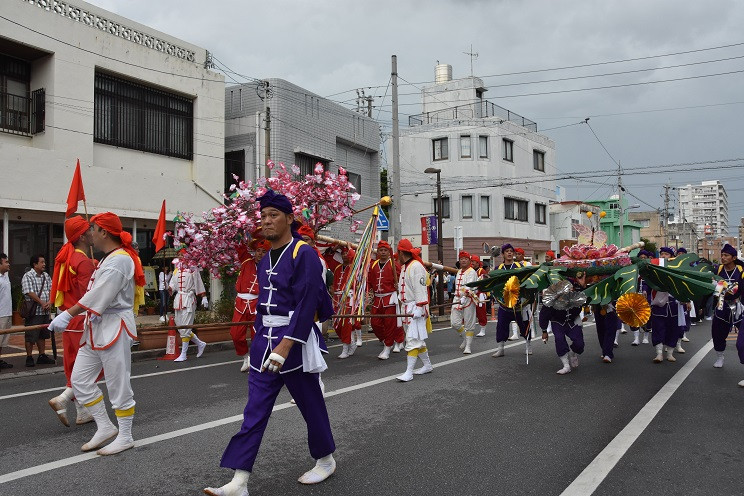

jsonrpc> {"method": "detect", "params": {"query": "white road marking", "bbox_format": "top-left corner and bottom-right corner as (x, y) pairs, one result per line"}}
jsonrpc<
(0, 335), (528, 484)
(0, 325), (454, 401)
(559, 339), (713, 496)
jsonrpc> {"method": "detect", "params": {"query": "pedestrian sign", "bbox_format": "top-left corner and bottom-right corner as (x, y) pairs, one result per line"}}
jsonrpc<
(377, 208), (390, 231)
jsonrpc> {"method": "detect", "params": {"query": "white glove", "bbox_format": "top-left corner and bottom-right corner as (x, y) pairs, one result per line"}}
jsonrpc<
(412, 306), (424, 318)
(48, 310), (72, 332)
(262, 352), (286, 373)
(201, 296), (209, 309)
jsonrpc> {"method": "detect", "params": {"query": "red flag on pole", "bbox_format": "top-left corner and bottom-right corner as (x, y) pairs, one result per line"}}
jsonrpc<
(65, 160), (86, 217)
(152, 200), (167, 252)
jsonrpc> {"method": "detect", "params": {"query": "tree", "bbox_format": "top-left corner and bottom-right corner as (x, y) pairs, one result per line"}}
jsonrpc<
(640, 237), (657, 255)
(380, 168), (389, 216)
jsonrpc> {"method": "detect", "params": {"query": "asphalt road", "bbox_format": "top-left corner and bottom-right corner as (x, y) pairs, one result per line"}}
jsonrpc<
(0, 319), (741, 496)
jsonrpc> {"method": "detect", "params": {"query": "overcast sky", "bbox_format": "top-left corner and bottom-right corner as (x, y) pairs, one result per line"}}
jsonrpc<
(91, 0), (744, 236)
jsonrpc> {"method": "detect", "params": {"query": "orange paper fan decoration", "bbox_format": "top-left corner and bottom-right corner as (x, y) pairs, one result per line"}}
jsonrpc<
(503, 275), (520, 308)
(616, 292), (651, 328)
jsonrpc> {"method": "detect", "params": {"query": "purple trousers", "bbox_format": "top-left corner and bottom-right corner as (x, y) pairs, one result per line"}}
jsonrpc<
(594, 310), (619, 359)
(737, 321), (744, 363)
(220, 368), (336, 472)
(496, 306), (529, 343)
(712, 305), (741, 352)
(650, 313), (679, 348)
(551, 321), (584, 357)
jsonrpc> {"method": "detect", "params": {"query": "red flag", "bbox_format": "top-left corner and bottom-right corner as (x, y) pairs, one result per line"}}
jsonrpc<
(152, 200), (167, 252)
(66, 160), (86, 217)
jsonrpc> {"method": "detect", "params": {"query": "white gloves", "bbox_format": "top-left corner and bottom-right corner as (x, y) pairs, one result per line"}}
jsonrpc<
(412, 306), (424, 318)
(48, 310), (72, 332)
(262, 352), (285, 373)
(201, 296), (209, 309)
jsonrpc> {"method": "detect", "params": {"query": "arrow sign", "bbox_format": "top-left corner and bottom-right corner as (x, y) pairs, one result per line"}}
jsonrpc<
(377, 208), (390, 231)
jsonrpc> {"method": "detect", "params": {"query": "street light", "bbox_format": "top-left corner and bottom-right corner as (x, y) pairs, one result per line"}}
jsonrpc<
(424, 167), (444, 316)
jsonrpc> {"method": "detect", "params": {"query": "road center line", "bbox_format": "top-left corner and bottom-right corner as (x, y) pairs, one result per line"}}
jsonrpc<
(0, 335), (527, 485)
(559, 339), (713, 496)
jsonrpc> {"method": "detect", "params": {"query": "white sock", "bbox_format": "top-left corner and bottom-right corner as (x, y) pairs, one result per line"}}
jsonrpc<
(60, 387), (74, 401)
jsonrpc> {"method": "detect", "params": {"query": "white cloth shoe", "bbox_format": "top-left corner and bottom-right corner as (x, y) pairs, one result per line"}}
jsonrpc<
(81, 401), (118, 452)
(75, 401), (93, 425)
(397, 356), (417, 382)
(355, 330), (363, 347)
(714, 351), (724, 368)
(174, 341), (189, 362)
(392, 341), (402, 353)
(463, 335), (473, 354)
(682, 332), (690, 342)
(97, 415), (134, 455)
(347, 340), (358, 357)
(738, 379), (744, 388)
(204, 469), (250, 496)
(337, 344), (350, 359)
(298, 455), (336, 484)
(240, 354), (250, 372)
(414, 352), (433, 375)
(526, 340), (533, 355)
(631, 330), (640, 346)
(193, 335), (207, 358)
(378, 346), (392, 360)
(508, 328), (519, 341)
(557, 354), (571, 375)
(642, 332), (649, 344)
(492, 342), (505, 357)
(159, 315), (166, 323)
(675, 340), (686, 354)
(666, 348), (676, 362)
(458, 330), (466, 350)
(476, 328), (486, 337)
(602, 356), (612, 363)
(568, 351), (579, 368)
(653, 344), (663, 363)
(49, 388), (73, 427)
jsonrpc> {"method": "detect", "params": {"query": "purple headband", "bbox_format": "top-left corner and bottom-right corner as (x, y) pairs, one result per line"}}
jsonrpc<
(722, 244), (737, 257)
(676, 247), (688, 255)
(501, 243), (514, 253)
(659, 247), (675, 256)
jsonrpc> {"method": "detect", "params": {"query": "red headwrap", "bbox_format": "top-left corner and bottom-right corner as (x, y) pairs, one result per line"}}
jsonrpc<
(471, 254), (481, 263)
(459, 251), (471, 260)
(546, 250), (555, 258)
(250, 239), (271, 251)
(50, 216), (90, 307)
(297, 225), (315, 241)
(344, 248), (356, 261)
(91, 212), (145, 288)
(397, 238), (423, 264)
(377, 240), (392, 252)
(514, 247), (525, 255)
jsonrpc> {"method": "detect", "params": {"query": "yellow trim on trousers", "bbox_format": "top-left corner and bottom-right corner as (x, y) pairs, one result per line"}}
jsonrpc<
(84, 395), (104, 408)
(115, 406), (135, 417)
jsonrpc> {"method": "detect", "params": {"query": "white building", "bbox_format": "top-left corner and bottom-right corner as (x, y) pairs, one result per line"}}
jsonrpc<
(677, 180), (729, 238)
(398, 65), (556, 267)
(1, 1), (225, 284)
(549, 201), (601, 252)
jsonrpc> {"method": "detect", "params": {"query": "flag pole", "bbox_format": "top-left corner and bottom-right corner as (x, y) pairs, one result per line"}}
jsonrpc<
(82, 199), (94, 260)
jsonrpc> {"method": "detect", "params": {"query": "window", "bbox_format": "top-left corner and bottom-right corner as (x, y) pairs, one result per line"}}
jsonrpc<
(434, 196), (450, 219)
(478, 135), (488, 158)
(224, 150), (245, 197)
(295, 152), (329, 176)
(504, 197), (528, 221)
(609, 202), (619, 210)
(480, 196), (490, 219)
(639, 219), (650, 228)
(347, 171), (362, 194)
(94, 72), (193, 159)
(432, 137), (448, 161)
(1, 54), (44, 135)
(535, 203), (547, 224)
(533, 150), (545, 172)
(460, 135), (471, 158)
(462, 195), (473, 219)
(503, 138), (514, 162)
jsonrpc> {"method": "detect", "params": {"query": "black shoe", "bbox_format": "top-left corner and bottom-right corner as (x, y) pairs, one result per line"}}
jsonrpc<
(36, 354), (55, 365)
(0, 360), (13, 369)
(25, 356), (35, 367)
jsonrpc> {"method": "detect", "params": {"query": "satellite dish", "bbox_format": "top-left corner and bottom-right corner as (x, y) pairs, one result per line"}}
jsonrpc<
(482, 242), (490, 254)
(491, 245), (501, 258)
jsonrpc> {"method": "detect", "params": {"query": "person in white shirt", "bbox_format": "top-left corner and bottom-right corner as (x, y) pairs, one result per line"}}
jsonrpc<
(0, 253), (13, 369)
(158, 266), (172, 322)
(168, 260), (208, 362)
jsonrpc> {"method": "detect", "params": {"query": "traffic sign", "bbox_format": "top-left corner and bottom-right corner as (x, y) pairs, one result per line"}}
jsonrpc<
(377, 208), (390, 231)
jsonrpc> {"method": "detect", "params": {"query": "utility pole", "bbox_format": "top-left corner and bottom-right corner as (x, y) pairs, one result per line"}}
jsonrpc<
(618, 163), (624, 248)
(260, 80), (272, 179)
(390, 55), (402, 245)
(663, 183), (670, 248)
(435, 171), (444, 315)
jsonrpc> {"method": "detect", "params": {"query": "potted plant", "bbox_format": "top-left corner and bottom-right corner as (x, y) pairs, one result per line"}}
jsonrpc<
(12, 284), (24, 325)
(144, 294), (158, 315)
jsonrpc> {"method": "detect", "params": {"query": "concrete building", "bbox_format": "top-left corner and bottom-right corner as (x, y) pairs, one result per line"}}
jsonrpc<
(398, 64), (556, 267)
(1, 0), (225, 284)
(549, 201), (601, 254)
(629, 211), (664, 252)
(677, 180), (729, 237)
(224, 79), (380, 240)
(699, 236), (738, 262)
(585, 196), (642, 249)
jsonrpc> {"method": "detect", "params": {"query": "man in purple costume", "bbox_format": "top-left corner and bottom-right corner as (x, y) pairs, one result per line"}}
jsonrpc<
(539, 274), (587, 375)
(631, 249), (653, 345)
(711, 244), (743, 370)
(650, 247), (680, 363)
(205, 190), (336, 496)
(492, 243), (529, 358)
(592, 301), (621, 364)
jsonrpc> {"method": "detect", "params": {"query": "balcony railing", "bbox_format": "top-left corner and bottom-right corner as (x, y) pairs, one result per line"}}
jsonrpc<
(0, 88), (45, 136)
(409, 99), (537, 132)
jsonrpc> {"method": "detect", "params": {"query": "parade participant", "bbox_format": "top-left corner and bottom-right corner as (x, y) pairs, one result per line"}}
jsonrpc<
(451, 252), (478, 354)
(472, 255), (489, 337)
(545, 250), (556, 262)
(493, 244), (529, 357)
(48, 212), (143, 455)
(47, 216), (96, 427)
(396, 239), (432, 381)
(231, 234), (270, 372)
(711, 244), (742, 368)
(333, 248), (361, 359)
(539, 274), (587, 375)
(675, 247), (692, 348)
(514, 247), (530, 266)
(593, 301), (621, 363)
(368, 240), (404, 359)
(168, 259), (209, 362)
(204, 191), (336, 495)
(631, 249), (653, 346)
(650, 247), (680, 363)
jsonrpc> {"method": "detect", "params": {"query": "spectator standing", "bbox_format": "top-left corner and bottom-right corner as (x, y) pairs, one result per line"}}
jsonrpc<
(0, 253), (13, 369)
(158, 266), (172, 322)
(22, 254), (54, 366)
